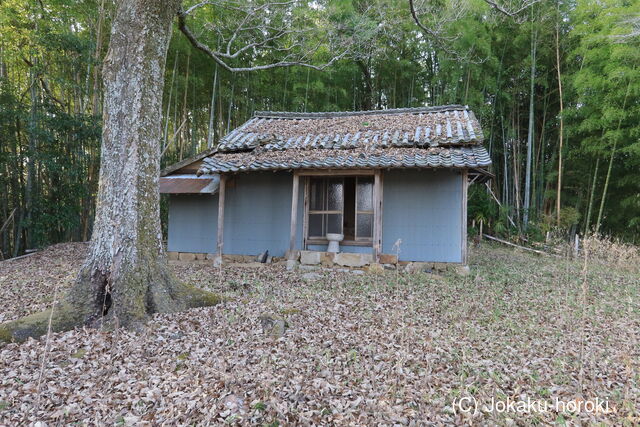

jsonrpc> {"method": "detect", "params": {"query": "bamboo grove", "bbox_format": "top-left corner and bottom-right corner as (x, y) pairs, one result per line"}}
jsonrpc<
(1, 0), (638, 259)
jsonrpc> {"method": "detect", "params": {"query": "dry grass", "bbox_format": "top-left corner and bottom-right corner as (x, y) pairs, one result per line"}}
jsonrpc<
(0, 242), (638, 425)
(580, 234), (640, 274)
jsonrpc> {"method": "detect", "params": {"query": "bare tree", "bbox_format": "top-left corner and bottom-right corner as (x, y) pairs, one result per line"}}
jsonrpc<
(409, 0), (468, 41)
(483, 0), (541, 19)
(0, 0), (351, 343)
(178, 0), (352, 72)
(409, 0), (542, 47)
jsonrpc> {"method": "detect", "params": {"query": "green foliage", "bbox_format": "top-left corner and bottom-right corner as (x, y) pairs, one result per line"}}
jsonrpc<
(1, 0), (640, 258)
(565, 0), (640, 240)
(468, 185), (497, 227)
(0, 0), (103, 256)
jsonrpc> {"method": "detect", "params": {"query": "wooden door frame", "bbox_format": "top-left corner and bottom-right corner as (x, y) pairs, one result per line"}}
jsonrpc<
(293, 169), (383, 258)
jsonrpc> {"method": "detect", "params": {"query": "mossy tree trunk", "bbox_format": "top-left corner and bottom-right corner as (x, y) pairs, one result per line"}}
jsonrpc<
(0, 0), (219, 344)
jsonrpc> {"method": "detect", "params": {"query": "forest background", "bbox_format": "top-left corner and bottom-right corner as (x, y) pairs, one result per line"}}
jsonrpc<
(1, 0), (638, 259)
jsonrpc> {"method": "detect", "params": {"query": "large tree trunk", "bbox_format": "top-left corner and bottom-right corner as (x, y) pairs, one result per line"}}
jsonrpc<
(1, 0), (219, 344)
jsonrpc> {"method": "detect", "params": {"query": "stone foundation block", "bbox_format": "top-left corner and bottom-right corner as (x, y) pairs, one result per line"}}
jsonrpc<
(378, 253), (398, 265)
(300, 250), (322, 265)
(178, 252), (197, 262)
(334, 252), (373, 268)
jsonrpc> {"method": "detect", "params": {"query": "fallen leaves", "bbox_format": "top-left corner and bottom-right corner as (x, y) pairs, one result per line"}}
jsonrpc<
(0, 243), (638, 425)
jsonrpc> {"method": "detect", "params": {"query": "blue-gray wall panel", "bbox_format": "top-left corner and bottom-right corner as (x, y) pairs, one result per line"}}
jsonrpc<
(167, 194), (218, 253)
(168, 170), (464, 262)
(168, 172), (302, 257)
(224, 172), (301, 257)
(382, 170), (463, 262)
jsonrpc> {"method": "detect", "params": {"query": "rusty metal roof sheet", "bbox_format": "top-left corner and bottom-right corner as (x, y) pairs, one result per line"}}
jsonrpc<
(198, 106), (491, 174)
(159, 175), (219, 194)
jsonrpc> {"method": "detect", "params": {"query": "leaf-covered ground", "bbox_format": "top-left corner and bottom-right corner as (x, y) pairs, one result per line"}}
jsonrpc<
(0, 242), (638, 425)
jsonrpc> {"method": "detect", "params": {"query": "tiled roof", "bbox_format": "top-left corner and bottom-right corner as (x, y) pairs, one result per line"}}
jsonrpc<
(199, 146), (491, 174)
(198, 105), (491, 174)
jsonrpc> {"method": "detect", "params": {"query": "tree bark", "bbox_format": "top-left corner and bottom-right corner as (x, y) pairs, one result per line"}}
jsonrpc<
(1, 0), (219, 343)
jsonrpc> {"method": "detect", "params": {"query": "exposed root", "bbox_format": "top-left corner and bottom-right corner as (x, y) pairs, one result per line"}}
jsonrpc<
(0, 263), (221, 344)
(175, 283), (223, 309)
(0, 302), (87, 344)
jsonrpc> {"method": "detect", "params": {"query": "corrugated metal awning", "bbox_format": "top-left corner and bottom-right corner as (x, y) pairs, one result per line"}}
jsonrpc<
(159, 174), (220, 194)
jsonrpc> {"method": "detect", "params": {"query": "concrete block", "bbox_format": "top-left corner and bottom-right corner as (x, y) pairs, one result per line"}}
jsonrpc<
(167, 251), (179, 261)
(195, 253), (207, 261)
(300, 250), (321, 265)
(334, 252), (373, 268)
(379, 253), (398, 264)
(178, 252), (197, 262)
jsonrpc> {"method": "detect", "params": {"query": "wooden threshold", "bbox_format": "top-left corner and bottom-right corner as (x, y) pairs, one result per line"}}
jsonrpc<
(295, 169), (375, 176)
(306, 239), (373, 247)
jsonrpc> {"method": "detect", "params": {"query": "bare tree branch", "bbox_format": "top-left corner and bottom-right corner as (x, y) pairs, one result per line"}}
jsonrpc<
(484, 0), (540, 17)
(409, 0), (542, 39)
(177, 1), (350, 73)
(408, 0), (486, 63)
(409, 0), (445, 40)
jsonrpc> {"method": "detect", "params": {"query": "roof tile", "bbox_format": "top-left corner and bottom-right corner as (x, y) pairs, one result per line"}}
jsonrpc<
(199, 105), (491, 174)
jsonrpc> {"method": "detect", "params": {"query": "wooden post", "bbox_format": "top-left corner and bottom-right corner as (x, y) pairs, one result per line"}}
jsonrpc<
(302, 176), (309, 250)
(373, 170), (383, 262)
(288, 172), (300, 259)
(216, 174), (226, 258)
(462, 170), (468, 265)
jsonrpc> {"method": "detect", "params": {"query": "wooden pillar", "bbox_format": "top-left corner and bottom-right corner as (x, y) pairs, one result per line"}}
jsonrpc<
(373, 170), (383, 261)
(302, 176), (309, 250)
(216, 174), (226, 258)
(288, 172), (300, 259)
(461, 170), (468, 265)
